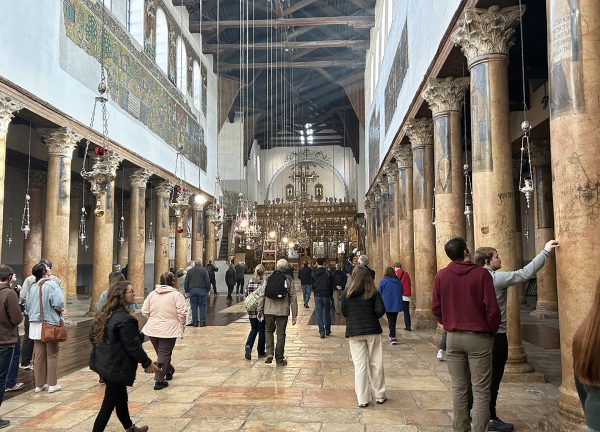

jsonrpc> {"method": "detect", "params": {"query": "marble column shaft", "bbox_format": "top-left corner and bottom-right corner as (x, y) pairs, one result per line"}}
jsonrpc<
(453, 5), (536, 375)
(385, 164), (400, 266)
(364, 198), (373, 260)
(370, 189), (382, 282)
(39, 127), (81, 293)
(67, 186), (82, 301)
(129, 169), (152, 302)
(21, 171), (46, 281)
(191, 203), (205, 262)
(154, 181), (172, 284)
(406, 118), (437, 329)
(174, 191), (191, 273)
(378, 178), (391, 273)
(422, 77), (469, 270)
(547, 0), (600, 427)
(0, 95), (23, 260)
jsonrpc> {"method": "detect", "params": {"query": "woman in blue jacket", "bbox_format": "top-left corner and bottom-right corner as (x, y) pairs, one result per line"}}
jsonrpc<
(378, 267), (403, 345)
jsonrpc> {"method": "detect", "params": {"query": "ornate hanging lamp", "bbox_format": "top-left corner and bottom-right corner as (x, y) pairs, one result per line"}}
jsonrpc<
(117, 167), (126, 246)
(170, 145), (190, 234)
(5, 217), (13, 247)
(148, 183), (154, 245)
(20, 123), (33, 239)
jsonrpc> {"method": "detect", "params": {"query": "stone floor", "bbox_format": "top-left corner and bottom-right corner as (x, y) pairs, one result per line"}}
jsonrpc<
(1, 284), (560, 431)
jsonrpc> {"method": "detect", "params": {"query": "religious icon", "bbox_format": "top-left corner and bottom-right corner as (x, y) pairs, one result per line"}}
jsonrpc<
(315, 183), (324, 201)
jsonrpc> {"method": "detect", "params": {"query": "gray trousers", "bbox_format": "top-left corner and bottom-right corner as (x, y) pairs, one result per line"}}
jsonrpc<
(264, 315), (288, 362)
(149, 337), (176, 382)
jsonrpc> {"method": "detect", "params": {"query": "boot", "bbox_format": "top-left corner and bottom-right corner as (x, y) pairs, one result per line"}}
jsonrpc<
(126, 425), (149, 432)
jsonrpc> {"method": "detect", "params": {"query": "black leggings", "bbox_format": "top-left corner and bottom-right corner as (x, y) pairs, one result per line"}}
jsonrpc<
(92, 380), (133, 431)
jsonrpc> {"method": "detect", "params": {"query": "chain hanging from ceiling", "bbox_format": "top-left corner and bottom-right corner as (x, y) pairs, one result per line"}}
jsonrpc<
(20, 123), (32, 240)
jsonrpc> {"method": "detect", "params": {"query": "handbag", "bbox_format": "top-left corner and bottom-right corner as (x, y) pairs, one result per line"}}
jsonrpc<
(39, 279), (68, 343)
(244, 282), (265, 311)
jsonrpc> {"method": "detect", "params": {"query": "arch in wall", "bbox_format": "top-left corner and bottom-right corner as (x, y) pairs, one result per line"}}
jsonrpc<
(265, 159), (352, 201)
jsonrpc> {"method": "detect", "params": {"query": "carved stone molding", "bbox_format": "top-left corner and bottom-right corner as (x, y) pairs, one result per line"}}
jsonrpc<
(422, 77), (470, 115)
(451, 6), (524, 65)
(393, 144), (413, 169)
(106, 152), (123, 176)
(377, 177), (388, 195)
(38, 127), (82, 157)
(20, 169), (47, 189)
(384, 163), (399, 182)
(371, 185), (382, 204)
(364, 197), (371, 210)
(405, 118), (433, 148)
(529, 141), (552, 167)
(0, 94), (24, 135)
(155, 181), (174, 198)
(129, 168), (153, 188)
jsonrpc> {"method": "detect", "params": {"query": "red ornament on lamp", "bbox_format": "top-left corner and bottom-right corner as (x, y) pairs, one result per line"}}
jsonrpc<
(94, 147), (105, 157)
(215, 235), (220, 242)
(176, 226), (184, 234)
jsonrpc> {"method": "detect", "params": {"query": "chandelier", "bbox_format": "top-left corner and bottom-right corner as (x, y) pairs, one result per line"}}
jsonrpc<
(206, 176), (224, 232)
(170, 145), (190, 233)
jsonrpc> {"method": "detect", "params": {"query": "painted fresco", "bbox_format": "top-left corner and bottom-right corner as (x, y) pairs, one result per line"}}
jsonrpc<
(470, 62), (492, 173)
(434, 115), (452, 194)
(398, 169), (408, 220)
(63, 0), (207, 171)
(413, 147), (426, 209)
(384, 22), (409, 133)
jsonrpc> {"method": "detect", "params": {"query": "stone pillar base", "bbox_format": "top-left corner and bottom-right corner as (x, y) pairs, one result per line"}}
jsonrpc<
(412, 309), (438, 330)
(84, 310), (96, 317)
(502, 370), (546, 383)
(530, 301), (559, 318)
(66, 293), (77, 301)
(536, 401), (586, 431)
(504, 349), (543, 381)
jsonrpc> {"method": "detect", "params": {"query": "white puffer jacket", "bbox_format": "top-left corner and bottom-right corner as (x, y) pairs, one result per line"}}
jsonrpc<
(141, 285), (186, 338)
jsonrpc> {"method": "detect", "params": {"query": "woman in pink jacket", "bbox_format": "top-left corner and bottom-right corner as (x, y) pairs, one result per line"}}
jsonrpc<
(141, 272), (186, 390)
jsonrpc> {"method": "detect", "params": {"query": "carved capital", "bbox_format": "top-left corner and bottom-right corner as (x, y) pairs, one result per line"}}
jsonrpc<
(393, 144), (413, 169)
(451, 6), (524, 65)
(364, 197), (371, 210)
(377, 177), (388, 195)
(371, 185), (382, 203)
(0, 94), (23, 136)
(422, 77), (470, 115)
(384, 163), (399, 182)
(529, 141), (551, 167)
(404, 118), (433, 148)
(129, 168), (153, 188)
(193, 202), (205, 211)
(155, 181), (174, 198)
(39, 127), (82, 157)
(106, 151), (123, 175)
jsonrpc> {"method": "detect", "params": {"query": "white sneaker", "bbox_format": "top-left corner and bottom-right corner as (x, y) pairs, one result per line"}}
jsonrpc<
(48, 384), (62, 393)
(6, 383), (24, 391)
(19, 364), (33, 370)
(437, 349), (447, 361)
(34, 385), (49, 393)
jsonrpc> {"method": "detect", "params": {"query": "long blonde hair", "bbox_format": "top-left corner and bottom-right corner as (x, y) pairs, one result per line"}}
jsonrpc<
(573, 278), (600, 385)
(346, 266), (377, 299)
(251, 264), (265, 283)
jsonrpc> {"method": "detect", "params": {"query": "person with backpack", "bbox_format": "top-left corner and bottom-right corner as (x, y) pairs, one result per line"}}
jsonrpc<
(257, 259), (298, 366)
(244, 264), (267, 360)
(312, 257), (334, 338)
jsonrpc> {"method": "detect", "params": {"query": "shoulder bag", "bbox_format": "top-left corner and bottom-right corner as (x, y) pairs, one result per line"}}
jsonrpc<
(244, 282), (265, 311)
(39, 280), (68, 343)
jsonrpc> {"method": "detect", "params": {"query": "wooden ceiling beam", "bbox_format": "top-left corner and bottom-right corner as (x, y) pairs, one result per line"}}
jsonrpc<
(219, 59), (364, 71)
(196, 16), (375, 32)
(203, 39), (369, 53)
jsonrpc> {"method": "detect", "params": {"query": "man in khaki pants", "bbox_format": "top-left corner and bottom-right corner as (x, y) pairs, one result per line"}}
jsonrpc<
(432, 238), (501, 432)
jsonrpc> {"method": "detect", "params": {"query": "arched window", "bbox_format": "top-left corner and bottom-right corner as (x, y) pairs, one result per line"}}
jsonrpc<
(155, 8), (168, 74)
(176, 37), (187, 93)
(127, 0), (144, 46)
(192, 61), (201, 110)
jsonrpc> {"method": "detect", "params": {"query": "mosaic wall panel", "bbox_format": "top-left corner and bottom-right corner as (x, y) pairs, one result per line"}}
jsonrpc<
(368, 109), (380, 184)
(384, 21), (409, 133)
(63, 0), (207, 171)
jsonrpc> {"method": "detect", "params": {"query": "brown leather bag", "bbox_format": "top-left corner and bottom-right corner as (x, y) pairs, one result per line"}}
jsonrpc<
(38, 279), (68, 343)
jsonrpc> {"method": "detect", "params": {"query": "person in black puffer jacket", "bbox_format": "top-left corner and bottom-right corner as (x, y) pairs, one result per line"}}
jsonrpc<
(90, 281), (158, 432)
(341, 265), (386, 408)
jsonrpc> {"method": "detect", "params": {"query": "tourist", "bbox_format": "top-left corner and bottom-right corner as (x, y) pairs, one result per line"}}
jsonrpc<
(25, 262), (66, 394)
(298, 261), (313, 308)
(257, 259), (298, 366)
(5, 276), (24, 393)
(234, 261), (246, 294)
(437, 331), (448, 361)
(177, 268), (193, 326)
(141, 272), (186, 390)
(90, 281), (158, 432)
(206, 260), (218, 295)
(225, 262), (236, 300)
(572, 278), (600, 432)
(244, 264), (267, 360)
(312, 257), (333, 338)
(332, 263), (347, 314)
(432, 237), (500, 432)
(18, 268), (35, 371)
(0, 265), (24, 429)
(358, 255), (375, 280)
(474, 239), (559, 432)
(345, 248), (359, 274)
(341, 265), (386, 408)
(378, 267), (403, 345)
(97, 271), (127, 310)
(393, 262), (412, 331)
(184, 260), (210, 327)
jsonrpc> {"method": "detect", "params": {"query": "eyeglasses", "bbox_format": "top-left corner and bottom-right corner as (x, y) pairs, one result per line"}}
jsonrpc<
(125, 290), (135, 294)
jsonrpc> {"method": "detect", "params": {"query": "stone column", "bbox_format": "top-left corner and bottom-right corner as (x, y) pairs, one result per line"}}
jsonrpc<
(384, 164), (400, 265)
(405, 118), (437, 329)
(21, 170), (46, 281)
(174, 191), (191, 272)
(39, 127), (82, 293)
(452, 5), (537, 376)
(546, 0), (600, 427)
(370, 187), (382, 282)
(154, 181), (172, 284)
(529, 142), (558, 318)
(378, 178), (391, 273)
(0, 95), (23, 260)
(67, 185), (83, 301)
(128, 169), (152, 303)
(191, 202), (205, 262)
(117, 198), (129, 268)
(364, 197), (373, 258)
(392, 143), (415, 309)
(89, 154), (121, 312)
(422, 77), (469, 270)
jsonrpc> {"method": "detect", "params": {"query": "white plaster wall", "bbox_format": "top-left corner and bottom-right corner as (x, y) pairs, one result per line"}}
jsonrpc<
(0, 1), (218, 194)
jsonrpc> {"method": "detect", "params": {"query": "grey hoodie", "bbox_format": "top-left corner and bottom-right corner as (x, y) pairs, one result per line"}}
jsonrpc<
(487, 249), (549, 333)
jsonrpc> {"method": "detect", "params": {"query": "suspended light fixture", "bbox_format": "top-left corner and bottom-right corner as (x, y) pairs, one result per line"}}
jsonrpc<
(5, 217), (13, 247)
(148, 183), (154, 245)
(20, 123), (33, 239)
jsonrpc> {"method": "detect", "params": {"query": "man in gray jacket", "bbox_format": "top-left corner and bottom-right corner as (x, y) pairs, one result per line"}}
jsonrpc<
(184, 260), (211, 327)
(474, 239), (559, 432)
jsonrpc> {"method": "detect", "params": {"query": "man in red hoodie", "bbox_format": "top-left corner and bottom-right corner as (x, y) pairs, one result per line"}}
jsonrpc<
(432, 237), (501, 432)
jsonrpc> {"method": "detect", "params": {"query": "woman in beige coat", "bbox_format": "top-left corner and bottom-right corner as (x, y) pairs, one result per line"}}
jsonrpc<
(141, 272), (186, 390)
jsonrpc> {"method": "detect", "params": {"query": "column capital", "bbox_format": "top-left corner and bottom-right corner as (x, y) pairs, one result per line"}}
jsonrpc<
(129, 168), (153, 188)
(155, 181), (173, 198)
(405, 118), (433, 148)
(384, 163), (399, 182)
(364, 196), (371, 210)
(421, 77), (470, 115)
(0, 95), (24, 135)
(451, 6), (524, 65)
(372, 184), (382, 202)
(193, 202), (205, 211)
(393, 143), (413, 168)
(39, 127), (82, 157)
(106, 151), (123, 175)
(529, 141), (552, 167)
(20, 169), (47, 189)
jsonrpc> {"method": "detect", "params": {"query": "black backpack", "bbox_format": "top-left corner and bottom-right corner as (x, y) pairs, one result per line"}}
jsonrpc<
(264, 270), (288, 299)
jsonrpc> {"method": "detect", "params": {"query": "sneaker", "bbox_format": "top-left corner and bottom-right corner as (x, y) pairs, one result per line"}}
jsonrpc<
(34, 385), (49, 393)
(257, 353), (267, 358)
(320, 333), (325, 339)
(404, 328), (411, 331)
(304, 304), (309, 308)
(245, 346), (252, 360)
(165, 368), (174, 381)
(325, 330), (331, 336)
(265, 356), (273, 364)
(375, 396), (387, 404)
(153, 381), (169, 390)
(276, 359), (288, 367)
(437, 349), (447, 361)
(390, 338), (398, 345)
(488, 418), (514, 431)
(0, 419), (10, 429)
(358, 403), (369, 408)
(6, 382), (24, 391)
(48, 384), (62, 393)
(19, 363), (33, 370)
(199, 322), (207, 327)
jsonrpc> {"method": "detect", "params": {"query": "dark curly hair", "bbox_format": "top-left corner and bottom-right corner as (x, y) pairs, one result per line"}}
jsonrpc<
(160, 272), (175, 287)
(92, 281), (131, 345)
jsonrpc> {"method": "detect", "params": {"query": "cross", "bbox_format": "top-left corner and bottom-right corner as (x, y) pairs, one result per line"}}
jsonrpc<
(289, 162), (319, 197)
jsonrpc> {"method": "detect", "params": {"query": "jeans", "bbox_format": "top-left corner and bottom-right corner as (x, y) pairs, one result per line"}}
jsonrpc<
(0, 346), (15, 406)
(210, 278), (217, 294)
(189, 287), (208, 324)
(489, 332), (508, 419)
(264, 315), (288, 362)
(386, 312), (398, 338)
(301, 284), (312, 306)
(245, 317), (266, 355)
(149, 337), (176, 382)
(314, 296), (332, 335)
(6, 334), (20, 388)
(227, 283), (235, 298)
(348, 334), (385, 405)
(236, 279), (244, 293)
(402, 300), (411, 330)
(92, 380), (133, 431)
(446, 331), (493, 432)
